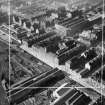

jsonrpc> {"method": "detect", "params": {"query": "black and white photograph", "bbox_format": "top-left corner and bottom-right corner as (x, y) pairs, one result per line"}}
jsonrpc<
(0, 0), (105, 105)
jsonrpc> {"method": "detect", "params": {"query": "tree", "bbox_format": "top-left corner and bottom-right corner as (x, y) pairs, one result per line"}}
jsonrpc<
(58, 6), (67, 18)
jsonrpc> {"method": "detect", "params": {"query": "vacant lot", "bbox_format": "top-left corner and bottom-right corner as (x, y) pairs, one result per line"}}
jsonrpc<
(0, 41), (9, 105)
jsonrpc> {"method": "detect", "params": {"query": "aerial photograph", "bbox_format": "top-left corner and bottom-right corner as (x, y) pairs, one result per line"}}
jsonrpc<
(0, 0), (105, 105)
